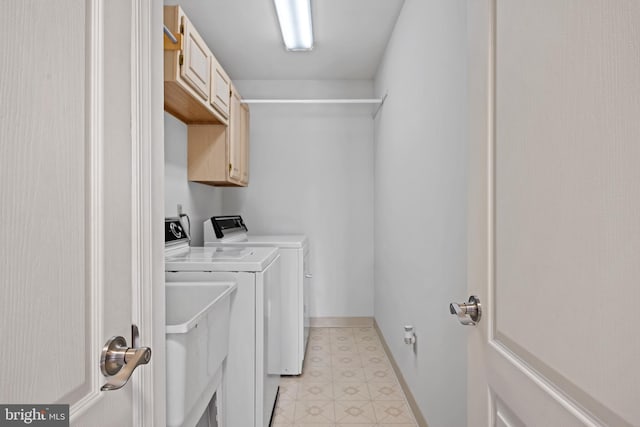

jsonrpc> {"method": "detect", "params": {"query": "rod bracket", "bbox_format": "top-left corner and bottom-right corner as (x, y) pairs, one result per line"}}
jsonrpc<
(163, 25), (182, 51)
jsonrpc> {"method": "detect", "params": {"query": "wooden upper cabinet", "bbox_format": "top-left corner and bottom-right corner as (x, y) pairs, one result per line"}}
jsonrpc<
(187, 86), (249, 187)
(180, 17), (210, 101)
(210, 58), (231, 118)
(164, 6), (250, 187)
(163, 6), (226, 125)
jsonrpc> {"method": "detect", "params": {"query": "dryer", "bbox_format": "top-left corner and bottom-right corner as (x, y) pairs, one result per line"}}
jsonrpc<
(165, 218), (281, 427)
(204, 215), (310, 375)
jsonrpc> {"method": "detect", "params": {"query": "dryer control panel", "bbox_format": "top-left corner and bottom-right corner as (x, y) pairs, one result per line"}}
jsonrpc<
(206, 215), (248, 240)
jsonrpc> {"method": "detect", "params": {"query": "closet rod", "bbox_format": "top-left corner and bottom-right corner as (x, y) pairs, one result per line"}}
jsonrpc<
(372, 93), (389, 118)
(163, 25), (178, 44)
(241, 99), (383, 105)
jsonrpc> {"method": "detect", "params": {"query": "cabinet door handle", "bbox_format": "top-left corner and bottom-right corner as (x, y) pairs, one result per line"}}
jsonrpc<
(304, 273), (313, 279)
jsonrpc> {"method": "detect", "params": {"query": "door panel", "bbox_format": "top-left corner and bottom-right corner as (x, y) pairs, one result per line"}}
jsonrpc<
(494, 397), (525, 427)
(211, 60), (231, 117)
(240, 103), (250, 184)
(468, 0), (640, 426)
(228, 89), (243, 182)
(181, 16), (211, 101)
(0, 0), (94, 407)
(0, 0), (150, 425)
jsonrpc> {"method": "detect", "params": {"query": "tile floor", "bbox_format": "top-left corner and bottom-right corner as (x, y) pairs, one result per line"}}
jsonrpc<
(272, 327), (418, 426)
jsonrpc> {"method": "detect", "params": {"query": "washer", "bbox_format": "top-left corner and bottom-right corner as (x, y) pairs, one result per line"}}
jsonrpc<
(165, 218), (281, 427)
(204, 215), (310, 375)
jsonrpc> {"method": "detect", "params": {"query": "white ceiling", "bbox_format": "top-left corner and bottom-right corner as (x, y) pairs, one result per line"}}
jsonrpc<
(166, 0), (405, 80)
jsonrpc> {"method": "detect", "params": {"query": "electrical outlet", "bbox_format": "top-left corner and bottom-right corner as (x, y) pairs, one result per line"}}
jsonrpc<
(177, 204), (183, 216)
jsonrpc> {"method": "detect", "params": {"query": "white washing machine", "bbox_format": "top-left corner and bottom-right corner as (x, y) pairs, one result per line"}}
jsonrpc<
(165, 218), (281, 427)
(203, 215), (310, 375)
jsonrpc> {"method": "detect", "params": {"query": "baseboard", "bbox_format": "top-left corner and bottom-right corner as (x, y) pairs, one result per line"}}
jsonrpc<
(374, 319), (430, 427)
(309, 316), (374, 328)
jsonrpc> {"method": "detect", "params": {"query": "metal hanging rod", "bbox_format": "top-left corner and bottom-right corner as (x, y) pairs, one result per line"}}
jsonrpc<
(240, 99), (383, 105)
(241, 93), (389, 118)
(163, 25), (178, 44)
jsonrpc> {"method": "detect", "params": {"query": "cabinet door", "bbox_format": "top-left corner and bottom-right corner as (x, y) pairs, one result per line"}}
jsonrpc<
(228, 88), (242, 182)
(210, 59), (231, 118)
(239, 103), (250, 185)
(180, 16), (210, 101)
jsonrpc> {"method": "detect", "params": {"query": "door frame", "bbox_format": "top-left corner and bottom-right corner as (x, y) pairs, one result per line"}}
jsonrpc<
(130, 0), (165, 425)
(466, 0), (493, 423)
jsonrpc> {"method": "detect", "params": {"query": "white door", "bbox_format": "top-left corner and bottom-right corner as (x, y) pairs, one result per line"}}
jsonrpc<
(466, 0), (640, 426)
(0, 1), (164, 426)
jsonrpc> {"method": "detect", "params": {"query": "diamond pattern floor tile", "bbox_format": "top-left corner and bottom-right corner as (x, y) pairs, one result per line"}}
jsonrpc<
(294, 400), (336, 424)
(271, 327), (419, 427)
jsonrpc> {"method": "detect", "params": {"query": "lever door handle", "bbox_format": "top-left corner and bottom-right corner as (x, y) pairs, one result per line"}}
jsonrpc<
(449, 296), (481, 326)
(100, 325), (151, 391)
(304, 273), (313, 279)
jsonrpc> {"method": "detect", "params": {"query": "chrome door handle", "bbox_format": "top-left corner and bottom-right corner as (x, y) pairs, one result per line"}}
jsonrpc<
(304, 273), (313, 278)
(100, 325), (151, 391)
(449, 296), (481, 326)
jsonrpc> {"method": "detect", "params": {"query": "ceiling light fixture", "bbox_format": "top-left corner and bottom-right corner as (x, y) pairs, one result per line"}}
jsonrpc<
(274, 0), (314, 51)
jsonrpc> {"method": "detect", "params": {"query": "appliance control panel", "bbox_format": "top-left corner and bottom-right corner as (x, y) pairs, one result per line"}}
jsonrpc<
(209, 215), (248, 239)
(165, 217), (189, 246)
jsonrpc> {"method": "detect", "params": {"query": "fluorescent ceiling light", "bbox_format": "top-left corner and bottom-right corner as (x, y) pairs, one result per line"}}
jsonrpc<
(274, 0), (313, 51)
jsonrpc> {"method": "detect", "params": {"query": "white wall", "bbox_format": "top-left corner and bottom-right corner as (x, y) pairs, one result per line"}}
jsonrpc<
(221, 80), (375, 318)
(165, 112), (224, 246)
(373, 1), (468, 426)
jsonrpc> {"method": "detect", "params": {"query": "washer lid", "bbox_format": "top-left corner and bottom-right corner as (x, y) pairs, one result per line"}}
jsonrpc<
(165, 246), (278, 272)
